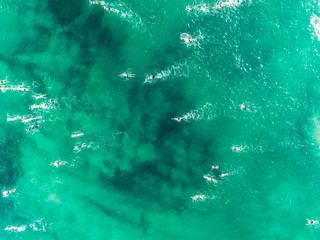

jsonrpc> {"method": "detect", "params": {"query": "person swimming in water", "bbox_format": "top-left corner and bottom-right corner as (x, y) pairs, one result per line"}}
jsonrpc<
(307, 219), (319, 225)
(180, 33), (197, 44)
(90, 1), (118, 12)
(240, 104), (251, 112)
(103, 6), (110, 10)
(5, 225), (26, 232)
(214, 2), (223, 8)
(71, 132), (84, 138)
(120, 72), (135, 78)
(0, 78), (9, 84)
(171, 115), (188, 122)
(191, 194), (206, 201)
(204, 175), (218, 183)
(186, 5), (193, 11)
(50, 161), (67, 167)
(2, 188), (16, 198)
(147, 73), (162, 80)
(27, 125), (39, 132)
(212, 165), (219, 169)
(220, 172), (233, 178)
(232, 145), (245, 152)
(32, 94), (46, 100)
(21, 116), (42, 123)
(90, 1), (105, 5)
(30, 103), (49, 110)
(74, 143), (86, 150)
(15, 86), (32, 92)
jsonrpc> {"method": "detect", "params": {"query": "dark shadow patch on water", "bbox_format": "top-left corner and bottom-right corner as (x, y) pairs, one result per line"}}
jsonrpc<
(48, 0), (86, 26)
(0, 136), (23, 188)
(100, 153), (204, 214)
(62, 10), (127, 68)
(83, 195), (150, 235)
(0, 132), (23, 216)
(15, 25), (52, 55)
(97, 81), (218, 212)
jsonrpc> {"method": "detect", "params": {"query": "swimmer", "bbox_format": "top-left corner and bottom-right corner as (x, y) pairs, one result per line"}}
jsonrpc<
(2, 188), (16, 197)
(27, 124), (39, 132)
(191, 195), (206, 201)
(71, 132), (84, 138)
(21, 116), (42, 123)
(90, 1), (105, 5)
(204, 175), (218, 183)
(171, 115), (188, 122)
(32, 94), (46, 100)
(74, 143), (86, 150)
(109, 8), (119, 13)
(5, 225), (26, 232)
(181, 35), (197, 44)
(220, 172), (233, 178)
(215, 3), (223, 8)
(103, 6), (112, 11)
(147, 74), (162, 80)
(120, 72), (135, 78)
(186, 5), (193, 11)
(212, 165), (219, 169)
(240, 104), (251, 112)
(7, 114), (22, 122)
(30, 103), (49, 110)
(15, 86), (32, 92)
(0, 78), (8, 84)
(307, 219), (319, 225)
(50, 161), (67, 167)
(232, 145), (244, 152)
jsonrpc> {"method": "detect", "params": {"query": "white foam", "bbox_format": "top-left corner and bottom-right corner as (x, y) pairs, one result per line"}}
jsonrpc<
(186, 0), (245, 15)
(180, 31), (204, 48)
(29, 218), (47, 232)
(144, 62), (189, 84)
(311, 14), (320, 40)
(180, 103), (215, 121)
(90, 1), (145, 30)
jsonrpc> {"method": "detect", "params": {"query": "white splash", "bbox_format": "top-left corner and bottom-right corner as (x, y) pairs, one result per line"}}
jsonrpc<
(29, 218), (47, 232)
(30, 98), (59, 111)
(180, 31), (204, 48)
(173, 103), (215, 122)
(144, 62), (188, 84)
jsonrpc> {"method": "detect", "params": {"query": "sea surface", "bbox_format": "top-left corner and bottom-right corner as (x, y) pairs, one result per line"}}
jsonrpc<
(1, 0), (320, 239)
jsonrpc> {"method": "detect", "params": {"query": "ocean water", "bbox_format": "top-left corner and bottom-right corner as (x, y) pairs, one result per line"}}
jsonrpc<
(1, 0), (320, 239)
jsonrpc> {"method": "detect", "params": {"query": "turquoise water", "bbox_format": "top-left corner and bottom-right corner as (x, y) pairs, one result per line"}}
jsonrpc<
(1, 0), (320, 239)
